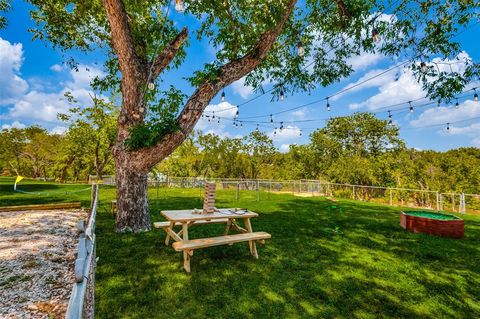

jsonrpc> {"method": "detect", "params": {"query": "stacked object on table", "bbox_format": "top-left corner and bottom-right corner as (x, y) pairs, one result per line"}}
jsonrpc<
(203, 182), (216, 213)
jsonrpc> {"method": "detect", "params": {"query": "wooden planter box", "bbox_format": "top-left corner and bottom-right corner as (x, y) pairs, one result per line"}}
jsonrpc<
(400, 212), (464, 238)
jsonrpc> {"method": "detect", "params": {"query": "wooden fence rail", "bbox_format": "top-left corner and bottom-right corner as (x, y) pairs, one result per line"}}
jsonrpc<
(66, 184), (99, 319)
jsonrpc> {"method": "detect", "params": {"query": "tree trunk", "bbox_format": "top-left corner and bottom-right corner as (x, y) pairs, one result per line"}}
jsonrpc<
(114, 152), (151, 233)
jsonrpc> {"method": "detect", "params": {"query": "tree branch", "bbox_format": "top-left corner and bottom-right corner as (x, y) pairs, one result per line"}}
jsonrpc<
(152, 27), (189, 79)
(137, 0), (298, 170)
(102, 0), (143, 82)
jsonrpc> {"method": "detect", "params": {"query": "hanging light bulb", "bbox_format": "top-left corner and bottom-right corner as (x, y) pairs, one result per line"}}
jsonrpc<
(174, 0), (185, 13)
(455, 98), (459, 109)
(280, 121), (284, 131)
(280, 89), (285, 101)
(409, 101), (414, 113)
(420, 62), (427, 73)
(148, 80), (155, 91)
(274, 128), (277, 136)
(256, 124), (259, 132)
(388, 110), (392, 125)
(240, 121), (243, 128)
(221, 90), (226, 102)
(372, 28), (380, 43)
(299, 129), (302, 137)
(270, 114), (273, 123)
(235, 107), (239, 118)
(212, 111), (215, 120)
(297, 41), (304, 57)
(326, 98), (331, 112)
(447, 122), (450, 132)
(217, 118), (220, 124)
(474, 88), (479, 102)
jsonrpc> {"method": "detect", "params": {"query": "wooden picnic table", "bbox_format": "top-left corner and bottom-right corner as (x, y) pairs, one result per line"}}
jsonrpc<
(156, 208), (271, 272)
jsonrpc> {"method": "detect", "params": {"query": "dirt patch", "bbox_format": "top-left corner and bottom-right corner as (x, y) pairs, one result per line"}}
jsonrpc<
(0, 209), (87, 318)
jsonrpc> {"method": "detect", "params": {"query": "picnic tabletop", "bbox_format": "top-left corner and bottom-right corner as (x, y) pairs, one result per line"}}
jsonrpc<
(161, 209), (258, 222)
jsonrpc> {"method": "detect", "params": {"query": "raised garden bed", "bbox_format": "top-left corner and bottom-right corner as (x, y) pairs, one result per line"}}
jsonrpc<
(400, 211), (464, 238)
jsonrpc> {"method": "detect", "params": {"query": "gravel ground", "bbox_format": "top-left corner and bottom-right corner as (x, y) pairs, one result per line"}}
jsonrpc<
(0, 209), (87, 319)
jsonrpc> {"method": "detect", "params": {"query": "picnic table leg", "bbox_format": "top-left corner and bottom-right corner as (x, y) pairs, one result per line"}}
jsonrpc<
(224, 219), (232, 235)
(165, 221), (175, 246)
(243, 218), (258, 259)
(182, 222), (191, 273)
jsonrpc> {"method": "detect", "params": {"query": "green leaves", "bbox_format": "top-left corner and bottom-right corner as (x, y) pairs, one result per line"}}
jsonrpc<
(125, 86), (185, 150)
(0, 0), (11, 29)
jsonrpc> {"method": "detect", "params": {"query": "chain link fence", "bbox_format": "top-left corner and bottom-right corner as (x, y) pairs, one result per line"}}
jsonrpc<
(93, 175), (479, 214)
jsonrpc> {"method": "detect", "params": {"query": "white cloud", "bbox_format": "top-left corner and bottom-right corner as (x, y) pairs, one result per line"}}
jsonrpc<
(195, 101), (238, 138)
(231, 76), (271, 99)
(50, 126), (67, 135)
(331, 67), (399, 102)
(8, 64), (104, 123)
(292, 109), (306, 119)
(410, 100), (480, 127)
(1, 121), (26, 130)
(50, 64), (63, 72)
(268, 125), (301, 141)
(347, 52), (384, 71)
(0, 37), (29, 105)
(348, 68), (425, 110)
(337, 52), (474, 112)
(279, 144), (291, 153)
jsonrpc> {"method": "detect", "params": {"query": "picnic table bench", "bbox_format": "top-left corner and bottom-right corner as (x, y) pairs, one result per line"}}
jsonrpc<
(156, 208), (271, 272)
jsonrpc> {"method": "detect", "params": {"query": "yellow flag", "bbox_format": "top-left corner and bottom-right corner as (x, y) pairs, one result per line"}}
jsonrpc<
(15, 175), (24, 184)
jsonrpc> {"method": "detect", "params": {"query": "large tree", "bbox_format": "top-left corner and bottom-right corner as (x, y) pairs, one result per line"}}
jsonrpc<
(23, 0), (480, 232)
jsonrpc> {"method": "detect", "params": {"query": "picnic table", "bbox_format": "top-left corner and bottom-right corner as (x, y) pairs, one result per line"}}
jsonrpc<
(155, 208), (271, 272)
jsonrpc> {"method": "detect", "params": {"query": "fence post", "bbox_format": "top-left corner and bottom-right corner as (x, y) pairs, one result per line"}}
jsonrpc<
(436, 191), (439, 211)
(256, 180), (260, 201)
(451, 194), (455, 212)
(236, 182), (240, 201)
(352, 185), (355, 200)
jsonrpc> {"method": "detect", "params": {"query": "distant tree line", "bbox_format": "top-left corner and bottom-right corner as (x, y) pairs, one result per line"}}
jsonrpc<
(1, 112), (479, 193)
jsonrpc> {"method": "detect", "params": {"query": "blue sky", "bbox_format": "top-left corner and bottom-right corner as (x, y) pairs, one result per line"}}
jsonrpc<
(1, 1), (480, 152)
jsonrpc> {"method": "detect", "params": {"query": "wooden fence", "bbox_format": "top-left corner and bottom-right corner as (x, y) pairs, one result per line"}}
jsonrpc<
(65, 184), (99, 319)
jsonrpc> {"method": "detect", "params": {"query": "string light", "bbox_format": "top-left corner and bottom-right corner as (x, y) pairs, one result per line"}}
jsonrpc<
(235, 106), (239, 118)
(447, 122), (450, 132)
(174, 0), (185, 13)
(455, 98), (459, 109)
(409, 101), (414, 113)
(299, 129), (302, 137)
(280, 121), (284, 131)
(221, 90), (226, 102)
(388, 110), (392, 125)
(372, 28), (380, 43)
(297, 41), (304, 57)
(420, 62), (427, 72)
(326, 98), (331, 112)
(474, 88), (479, 102)
(280, 89), (285, 101)
(270, 114), (273, 123)
(148, 81), (155, 91)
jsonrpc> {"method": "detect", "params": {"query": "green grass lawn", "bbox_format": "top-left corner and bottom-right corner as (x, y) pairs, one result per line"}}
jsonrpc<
(1, 177), (480, 318)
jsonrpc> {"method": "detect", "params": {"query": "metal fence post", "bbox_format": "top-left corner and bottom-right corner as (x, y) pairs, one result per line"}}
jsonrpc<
(436, 191), (439, 211)
(256, 180), (260, 201)
(236, 182), (240, 201)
